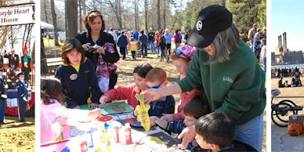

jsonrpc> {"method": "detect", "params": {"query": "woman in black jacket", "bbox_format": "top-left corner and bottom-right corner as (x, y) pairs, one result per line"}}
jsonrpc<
(75, 10), (120, 92)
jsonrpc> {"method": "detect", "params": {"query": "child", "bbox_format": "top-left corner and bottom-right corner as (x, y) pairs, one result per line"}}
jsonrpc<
(129, 38), (138, 60)
(0, 70), (6, 124)
(160, 44), (200, 123)
(145, 68), (175, 117)
(40, 78), (101, 144)
(55, 39), (101, 108)
(151, 95), (209, 134)
(16, 72), (29, 122)
(195, 112), (256, 152)
(99, 63), (153, 108)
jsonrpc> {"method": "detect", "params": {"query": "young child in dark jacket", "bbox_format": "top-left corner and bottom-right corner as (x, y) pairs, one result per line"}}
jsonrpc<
(195, 112), (257, 152)
(55, 39), (101, 108)
(16, 72), (29, 122)
(151, 95), (209, 134)
(145, 68), (175, 117)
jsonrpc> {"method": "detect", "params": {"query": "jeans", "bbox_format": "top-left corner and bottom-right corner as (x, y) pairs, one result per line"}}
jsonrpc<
(119, 47), (127, 60)
(234, 114), (263, 152)
(141, 44), (147, 57)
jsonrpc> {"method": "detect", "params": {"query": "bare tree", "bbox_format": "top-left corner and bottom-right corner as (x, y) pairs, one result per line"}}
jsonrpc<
(163, 0), (166, 29)
(0, 27), (9, 48)
(107, 0), (123, 29)
(134, 0), (139, 31)
(144, 0), (148, 31)
(41, 29), (48, 75)
(157, 0), (161, 30)
(51, 0), (59, 46)
(43, 0), (49, 23)
(65, 0), (78, 39)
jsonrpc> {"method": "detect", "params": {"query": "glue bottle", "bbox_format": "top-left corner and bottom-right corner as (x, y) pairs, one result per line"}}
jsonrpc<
(125, 123), (132, 144)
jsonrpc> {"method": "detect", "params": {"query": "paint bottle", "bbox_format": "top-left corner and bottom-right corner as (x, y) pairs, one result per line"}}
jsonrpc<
(125, 123), (132, 144)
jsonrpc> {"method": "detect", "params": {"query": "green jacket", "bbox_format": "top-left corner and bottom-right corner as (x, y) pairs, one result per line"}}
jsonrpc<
(177, 41), (266, 125)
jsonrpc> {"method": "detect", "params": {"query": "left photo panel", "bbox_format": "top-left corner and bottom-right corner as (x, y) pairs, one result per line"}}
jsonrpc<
(0, 0), (36, 151)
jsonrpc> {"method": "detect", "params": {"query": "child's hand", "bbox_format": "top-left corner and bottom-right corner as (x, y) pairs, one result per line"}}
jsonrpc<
(161, 114), (173, 121)
(133, 110), (138, 116)
(99, 95), (110, 105)
(150, 116), (159, 126)
(178, 125), (196, 149)
(88, 109), (101, 120)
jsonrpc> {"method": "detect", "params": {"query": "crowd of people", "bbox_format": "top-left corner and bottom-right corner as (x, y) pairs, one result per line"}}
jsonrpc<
(240, 23), (267, 71)
(42, 5), (265, 152)
(0, 48), (33, 123)
(273, 67), (303, 88)
(104, 25), (189, 63)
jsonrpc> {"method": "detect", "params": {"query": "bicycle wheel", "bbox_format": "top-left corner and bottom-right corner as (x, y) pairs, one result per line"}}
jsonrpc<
(279, 100), (297, 107)
(279, 100), (302, 114)
(271, 102), (296, 127)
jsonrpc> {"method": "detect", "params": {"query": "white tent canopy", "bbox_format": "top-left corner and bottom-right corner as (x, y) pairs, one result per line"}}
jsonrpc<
(41, 21), (54, 30)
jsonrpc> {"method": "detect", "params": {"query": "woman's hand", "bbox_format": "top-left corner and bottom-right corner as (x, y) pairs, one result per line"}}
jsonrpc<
(142, 89), (162, 104)
(82, 43), (91, 51)
(96, 46), (105, 54)
(161, 114), (173, 121)
(99, 95), (110, 105)
(178, 125), (196, 149)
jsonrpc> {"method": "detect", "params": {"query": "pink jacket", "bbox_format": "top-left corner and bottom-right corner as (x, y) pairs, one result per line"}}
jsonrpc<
(40, 99), (90, 144)
(105, 83), (140, 108)
(172, 89), (200, 120)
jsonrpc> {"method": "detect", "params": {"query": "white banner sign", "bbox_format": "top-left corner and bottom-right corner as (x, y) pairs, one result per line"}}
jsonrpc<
(0, 3), (35, 26)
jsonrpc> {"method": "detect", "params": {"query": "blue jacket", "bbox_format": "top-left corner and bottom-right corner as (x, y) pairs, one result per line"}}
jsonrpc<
(149, 95), (175, 117)
(55, 59), (101, 108)
(164, 32), (172, 44)
(117, 35), (128, 47)
(16, 80), (28, 101)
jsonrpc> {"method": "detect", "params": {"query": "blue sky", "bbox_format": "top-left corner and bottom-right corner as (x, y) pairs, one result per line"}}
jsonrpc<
(269, 0), (304, 52)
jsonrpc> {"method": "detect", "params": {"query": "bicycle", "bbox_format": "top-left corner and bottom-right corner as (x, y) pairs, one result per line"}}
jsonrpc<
(271, 89), (303, 127)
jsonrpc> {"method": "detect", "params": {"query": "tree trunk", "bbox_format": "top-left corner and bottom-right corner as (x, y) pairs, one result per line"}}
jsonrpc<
(51, 0), (59, 46)
(82, 0), (86, 16)
(79, 0), (83, 32)
(157, 0), (161, 30)
(163, 0), (166, 29)
(41, 29), (48, 75)
(65, 0), (78, 40)
(10, 26), (14, 48)
(134, 0), (139, 31)
(109, 0), (123, 29)
(44, 0), (49, 23)
(144, 0), (148, 31)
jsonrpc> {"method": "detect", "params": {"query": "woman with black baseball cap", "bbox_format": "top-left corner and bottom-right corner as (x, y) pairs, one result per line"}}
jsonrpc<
(143, 5), (265, 152)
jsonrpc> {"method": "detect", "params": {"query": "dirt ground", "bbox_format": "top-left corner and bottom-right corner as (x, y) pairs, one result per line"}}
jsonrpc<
(0, 117), (35, 152)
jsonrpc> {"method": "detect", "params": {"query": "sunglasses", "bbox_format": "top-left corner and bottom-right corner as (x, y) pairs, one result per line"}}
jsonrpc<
(147, 81), (163, 89)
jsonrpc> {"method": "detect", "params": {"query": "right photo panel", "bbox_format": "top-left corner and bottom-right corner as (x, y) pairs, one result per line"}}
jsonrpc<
(271, 0), (304, 151)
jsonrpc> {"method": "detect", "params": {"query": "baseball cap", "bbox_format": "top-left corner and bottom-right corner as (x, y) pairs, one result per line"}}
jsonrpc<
(187, 5), (232, 48)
